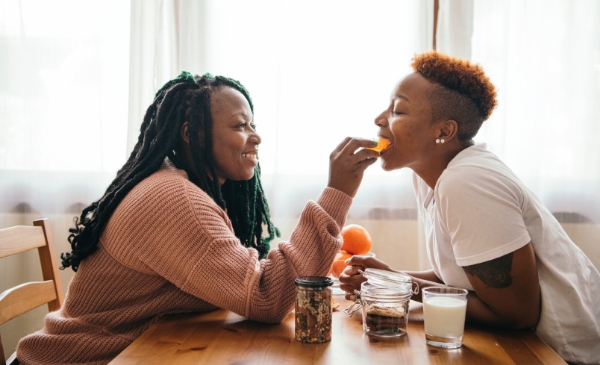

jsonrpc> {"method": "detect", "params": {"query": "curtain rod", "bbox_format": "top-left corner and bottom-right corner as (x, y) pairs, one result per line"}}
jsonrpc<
(433, 0), (439, 50)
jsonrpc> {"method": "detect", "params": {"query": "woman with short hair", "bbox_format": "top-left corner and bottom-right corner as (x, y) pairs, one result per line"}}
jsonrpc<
(340, 51), (600, 365)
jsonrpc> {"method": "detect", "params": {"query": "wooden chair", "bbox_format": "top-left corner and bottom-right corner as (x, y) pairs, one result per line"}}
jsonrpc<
(0, 219), (64, 365)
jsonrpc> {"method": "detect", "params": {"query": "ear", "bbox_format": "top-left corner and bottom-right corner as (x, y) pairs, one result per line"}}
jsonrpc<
(437, 119), (459, 141)
(180, 121), (190, 144)
(181, 121), (207, 149)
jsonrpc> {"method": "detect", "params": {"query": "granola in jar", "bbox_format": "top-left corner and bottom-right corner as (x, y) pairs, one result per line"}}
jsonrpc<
(294, 276), (333, 343)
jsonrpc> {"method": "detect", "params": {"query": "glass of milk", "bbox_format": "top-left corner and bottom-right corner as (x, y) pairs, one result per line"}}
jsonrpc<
(422, 287), (468, 348)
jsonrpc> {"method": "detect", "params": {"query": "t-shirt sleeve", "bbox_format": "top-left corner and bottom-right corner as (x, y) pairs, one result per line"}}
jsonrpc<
(435, 166), (531, 267)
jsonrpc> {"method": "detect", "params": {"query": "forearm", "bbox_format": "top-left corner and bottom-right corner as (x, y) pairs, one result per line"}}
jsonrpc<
(464, 292), (534, 329)
(282, 188), (350, 277)
(397, 269), (443, 284)
(404, 275), (529, 328)
(388, 269), (444, 303)
(462, 244), (542, 329)
(402, 278), (537, 328)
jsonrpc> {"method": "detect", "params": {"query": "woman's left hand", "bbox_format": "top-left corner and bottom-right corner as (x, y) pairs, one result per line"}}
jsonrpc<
(339, 265), (366, 300)
(338, 255), (393, 300)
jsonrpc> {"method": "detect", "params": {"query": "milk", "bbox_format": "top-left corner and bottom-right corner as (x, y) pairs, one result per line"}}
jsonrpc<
(423, 296), (467, 337)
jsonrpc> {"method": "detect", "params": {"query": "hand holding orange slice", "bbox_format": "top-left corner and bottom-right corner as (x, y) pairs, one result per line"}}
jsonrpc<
(366, 137), (390, 153)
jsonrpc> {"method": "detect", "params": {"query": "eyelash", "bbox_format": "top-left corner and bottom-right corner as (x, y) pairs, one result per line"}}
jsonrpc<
(391, 111), (403, 116)
(239, 122), (257, 129)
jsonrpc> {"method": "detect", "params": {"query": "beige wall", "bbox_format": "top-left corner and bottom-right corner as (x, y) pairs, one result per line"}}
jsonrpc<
(561, 222), (600, 271)
(341, 218), (429, 271)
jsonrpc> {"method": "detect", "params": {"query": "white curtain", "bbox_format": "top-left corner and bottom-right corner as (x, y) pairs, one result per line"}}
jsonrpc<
(5, 0), (597, 358)
(437, 0), (600, 269)
(128, 0), (202, 153)
(0, 0), (130, 356)
(127, 0), (436, 272)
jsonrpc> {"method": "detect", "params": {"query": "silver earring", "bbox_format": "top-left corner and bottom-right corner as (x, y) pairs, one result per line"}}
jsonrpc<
(435, 139), (440, 144)
(440, 138), (445, 144)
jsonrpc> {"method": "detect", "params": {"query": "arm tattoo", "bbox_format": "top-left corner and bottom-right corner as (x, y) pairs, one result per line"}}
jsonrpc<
(464, 252), (514, 288)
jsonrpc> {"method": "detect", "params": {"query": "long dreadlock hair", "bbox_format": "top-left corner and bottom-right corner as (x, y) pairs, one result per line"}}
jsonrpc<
(61, 72), (279, 272)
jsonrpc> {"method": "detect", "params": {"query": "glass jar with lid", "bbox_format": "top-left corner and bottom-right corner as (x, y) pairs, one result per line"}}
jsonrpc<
(344, 268), (418, 338)
(294, 276), (333, 343)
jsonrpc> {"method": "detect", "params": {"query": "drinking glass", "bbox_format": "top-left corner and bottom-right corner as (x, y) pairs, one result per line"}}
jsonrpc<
(422, 287), (468, 348)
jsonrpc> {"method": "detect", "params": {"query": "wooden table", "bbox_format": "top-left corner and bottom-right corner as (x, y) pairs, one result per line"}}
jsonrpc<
(109, 298), (566, 365)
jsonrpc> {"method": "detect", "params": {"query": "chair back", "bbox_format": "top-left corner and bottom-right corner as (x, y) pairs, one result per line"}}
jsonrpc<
(0, 218), (64, 365)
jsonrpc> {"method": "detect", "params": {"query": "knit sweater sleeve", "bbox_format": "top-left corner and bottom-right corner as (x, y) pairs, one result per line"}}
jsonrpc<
(105, 169), (349, 323)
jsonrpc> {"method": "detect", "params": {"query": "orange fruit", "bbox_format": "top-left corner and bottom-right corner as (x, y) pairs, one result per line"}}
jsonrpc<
(366, 137), (390, 153)
(330, 260), (348, 278)
(328, 251), (351, 278)
(340, 224), (372, 255)
(334, 250), (352, 262)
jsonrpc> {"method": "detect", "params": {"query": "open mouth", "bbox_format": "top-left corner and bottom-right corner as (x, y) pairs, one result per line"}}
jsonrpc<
(242, 152), (258, 161)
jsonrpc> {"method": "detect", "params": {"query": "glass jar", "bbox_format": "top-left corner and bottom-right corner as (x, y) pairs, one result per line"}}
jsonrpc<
(294, 276), (333, 343)
(344, 268), (417, 338)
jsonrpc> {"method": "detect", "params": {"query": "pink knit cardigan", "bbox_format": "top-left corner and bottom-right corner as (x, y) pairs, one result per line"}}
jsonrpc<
(17, 161), (350, 365)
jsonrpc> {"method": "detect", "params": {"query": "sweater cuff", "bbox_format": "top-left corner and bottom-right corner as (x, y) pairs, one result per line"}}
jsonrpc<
(317, 187), (353, 229)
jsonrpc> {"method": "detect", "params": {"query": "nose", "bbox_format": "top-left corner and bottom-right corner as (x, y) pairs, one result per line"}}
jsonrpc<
(374, 110), (388, 127)
(250, 129), (262, 146)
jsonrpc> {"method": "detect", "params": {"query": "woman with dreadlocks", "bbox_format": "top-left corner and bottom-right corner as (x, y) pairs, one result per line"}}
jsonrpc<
(16, 72), (379, 365)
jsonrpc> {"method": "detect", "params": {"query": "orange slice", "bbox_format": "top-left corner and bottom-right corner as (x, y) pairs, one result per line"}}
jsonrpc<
(332, 296), (340, 311)
(366, 138), (390, 153)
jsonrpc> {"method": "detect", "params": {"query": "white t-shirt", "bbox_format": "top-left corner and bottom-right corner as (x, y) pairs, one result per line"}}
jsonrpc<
(414, 143), (600, 364)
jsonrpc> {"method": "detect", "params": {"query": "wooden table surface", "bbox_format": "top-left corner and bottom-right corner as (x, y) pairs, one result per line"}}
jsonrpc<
(109, 297), (566, 365)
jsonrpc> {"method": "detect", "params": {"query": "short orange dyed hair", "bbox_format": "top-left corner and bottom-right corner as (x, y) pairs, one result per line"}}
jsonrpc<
(411, 51), (497, 142)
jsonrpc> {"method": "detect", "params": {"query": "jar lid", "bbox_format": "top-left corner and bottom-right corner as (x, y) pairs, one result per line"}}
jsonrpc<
(295, 276), (333, 288)
(360, 282), (413, 300)
(363, 268), (412, 290)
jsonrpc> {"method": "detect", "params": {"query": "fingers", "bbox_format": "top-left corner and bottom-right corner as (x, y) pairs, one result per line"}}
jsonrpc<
(342, 264), (363, 275)
(339, 264), (367, 296)
(338, 137), (379, 157)
(339, 139), (381, 166)
(341, 284), (356, 297)
(332, 137), (377, 155)
(337, 257), (396, 297)
(344, 255), (373, 270)
(328, 137), (380, 197)
(345, 255), (368, 267)
(345, 255), (392, 272)
(355, 154), (379, 169)
(340, 281), (361, 295)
